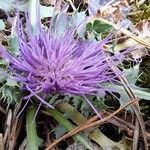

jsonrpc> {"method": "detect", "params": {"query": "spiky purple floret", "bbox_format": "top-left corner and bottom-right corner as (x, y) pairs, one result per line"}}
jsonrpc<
(0, 15), (123, 107)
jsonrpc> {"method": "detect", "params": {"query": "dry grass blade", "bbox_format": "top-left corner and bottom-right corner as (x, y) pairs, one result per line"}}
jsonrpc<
(0, 106), (6, 115)
(2, 101), (23, 150)
(67, 0), (76, 11)
(45, 99), (138, 150)
(4, 109), (12, 149)
(133, 119), (140, 150)
(0, 134), (4, 150)
(19, 139), (27, 150)
(8, 118), (23, 150)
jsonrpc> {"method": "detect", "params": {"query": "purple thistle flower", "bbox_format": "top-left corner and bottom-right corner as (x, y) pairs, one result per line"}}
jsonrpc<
(0, 13), (124, 109)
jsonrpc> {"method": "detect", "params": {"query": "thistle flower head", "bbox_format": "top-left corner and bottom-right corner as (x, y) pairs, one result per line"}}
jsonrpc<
(0, 13), (124, 107)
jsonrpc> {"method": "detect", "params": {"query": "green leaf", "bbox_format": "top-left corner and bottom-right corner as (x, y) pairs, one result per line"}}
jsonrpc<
(124, 64), (139, 85)
(104, 84), (150, 103)
(89, 129), (131, 150)
(8, 36), (19, 54)
(0, 69), (21, 104)
(0, 85), (21, 104)
(6, 78), (18, 87)
(45, 108), (94, 150)
(72, 11), (86, 36)
(26, 106), (42, 150)
(103, 65), (150, 110)
(56, 102), (87, 125)
(0, 59), (8, 66)
(40, 5), (55, 18)
(0, 70), (8, 83)
(93, 20), (112, 34)
(1, 86), (13, 100)
(86, 22), (92, 30)
(53, 126), (66, 139)
(0, 20), (5, 30)
(0, 0), (56, 18)
(0, 0), (15, 11)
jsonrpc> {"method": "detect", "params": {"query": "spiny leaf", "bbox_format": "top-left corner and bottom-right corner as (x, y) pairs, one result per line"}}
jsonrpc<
(0, 84), (21, 104)
(6, 78), (18, 87)
(26, 106), (42, 150)
(0, 69), (21, 104)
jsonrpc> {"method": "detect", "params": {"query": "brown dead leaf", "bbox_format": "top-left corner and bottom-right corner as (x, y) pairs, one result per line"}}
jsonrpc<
(133, 21), (150, 38)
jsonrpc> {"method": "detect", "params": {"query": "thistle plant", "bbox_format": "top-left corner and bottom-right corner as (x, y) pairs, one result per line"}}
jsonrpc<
(0, 9), (126, 113)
